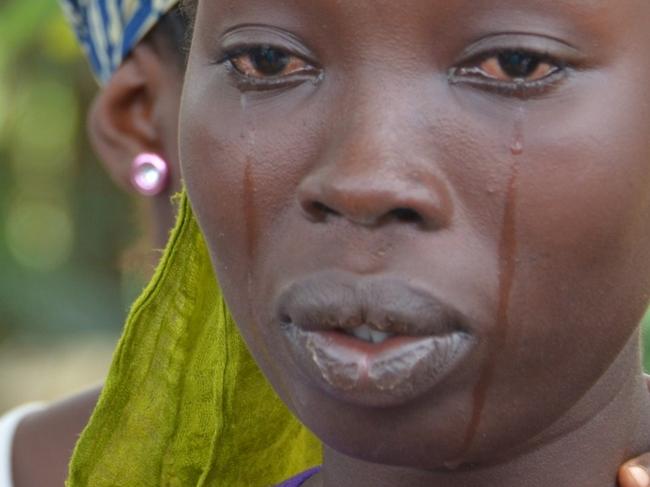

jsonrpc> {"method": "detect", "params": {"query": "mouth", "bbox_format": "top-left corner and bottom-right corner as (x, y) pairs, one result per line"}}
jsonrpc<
(343, 324), (393, 344)
(276, 272), (475, 406)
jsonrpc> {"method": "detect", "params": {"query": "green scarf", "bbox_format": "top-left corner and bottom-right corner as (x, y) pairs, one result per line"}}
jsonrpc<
(66, 191), (322, 486)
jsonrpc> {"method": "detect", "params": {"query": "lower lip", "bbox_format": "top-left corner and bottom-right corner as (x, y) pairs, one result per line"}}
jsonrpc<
(284, 326), (473, 406)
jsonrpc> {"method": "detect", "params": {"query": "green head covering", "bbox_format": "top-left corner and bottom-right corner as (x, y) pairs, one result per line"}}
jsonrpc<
(66, 192), (321, 486)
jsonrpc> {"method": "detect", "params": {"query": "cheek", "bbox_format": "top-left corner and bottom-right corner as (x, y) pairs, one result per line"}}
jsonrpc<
(438, 66), (650, 457)
(179, 65), (326, 332)
(476, 76), (650, 452)
(516, 75), (650, 335)
(181, 69), (248, 306)
(523, 93), (650, 253)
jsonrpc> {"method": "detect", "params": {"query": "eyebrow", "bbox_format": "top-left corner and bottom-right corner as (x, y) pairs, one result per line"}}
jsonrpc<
(454, 0), (620, 46)
(212, 0), (630, 48)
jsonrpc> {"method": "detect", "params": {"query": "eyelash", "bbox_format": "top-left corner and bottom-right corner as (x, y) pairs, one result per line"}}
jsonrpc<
(218, 45), (569, 97)
(449, 49), (569, 97)
(218, 46), (321, 91)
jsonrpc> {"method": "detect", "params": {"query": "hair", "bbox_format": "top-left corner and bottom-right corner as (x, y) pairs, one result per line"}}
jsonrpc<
(145, 5), (192, 67)
(180, 0), (197, 21)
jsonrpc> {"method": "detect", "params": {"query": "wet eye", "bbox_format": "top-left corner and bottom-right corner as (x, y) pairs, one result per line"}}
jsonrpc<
(228, 45), (312, 79)
(478, 51), (558, 82)
(450, 48), (567, 96)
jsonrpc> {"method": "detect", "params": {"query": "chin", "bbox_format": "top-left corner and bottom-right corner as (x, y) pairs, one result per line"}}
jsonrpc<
(292, 385), (478, 469)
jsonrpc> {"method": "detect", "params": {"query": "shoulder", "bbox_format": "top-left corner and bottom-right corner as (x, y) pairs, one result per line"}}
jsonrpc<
(0, 404), (46, 487)
(9, 386), (101, 487)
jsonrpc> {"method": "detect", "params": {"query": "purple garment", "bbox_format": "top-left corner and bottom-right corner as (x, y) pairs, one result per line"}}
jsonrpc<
(276, 467), (321, 487)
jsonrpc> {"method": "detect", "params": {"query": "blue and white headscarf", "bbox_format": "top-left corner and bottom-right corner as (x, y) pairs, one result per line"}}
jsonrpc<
(59, 0), (179, 83)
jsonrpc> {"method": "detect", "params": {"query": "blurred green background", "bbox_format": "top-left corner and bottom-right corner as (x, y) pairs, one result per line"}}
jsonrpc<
(1, 1), (650, 414)
(0, 2), (151, 412)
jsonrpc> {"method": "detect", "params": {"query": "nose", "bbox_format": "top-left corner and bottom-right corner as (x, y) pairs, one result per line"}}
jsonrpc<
(297, 148), (453, 231)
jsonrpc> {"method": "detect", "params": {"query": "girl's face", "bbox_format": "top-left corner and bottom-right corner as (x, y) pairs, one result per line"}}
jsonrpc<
(181, 0), (650, 467)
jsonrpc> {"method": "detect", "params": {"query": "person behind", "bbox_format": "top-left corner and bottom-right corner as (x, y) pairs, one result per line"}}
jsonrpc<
(1, 6), (188, 487)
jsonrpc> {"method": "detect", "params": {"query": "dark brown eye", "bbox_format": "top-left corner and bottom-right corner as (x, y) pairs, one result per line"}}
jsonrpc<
(478, 50), (558, 82)
(229, 46), (311, 79)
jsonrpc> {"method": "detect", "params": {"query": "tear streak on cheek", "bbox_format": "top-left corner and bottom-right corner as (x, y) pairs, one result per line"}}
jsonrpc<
(241, 159), (294, 406)
(455, 117), (523, 463)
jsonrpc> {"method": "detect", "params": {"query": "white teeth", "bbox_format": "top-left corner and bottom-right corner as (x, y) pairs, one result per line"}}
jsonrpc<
(369, 329), (392, 344)
(351, 324), (372, 342)
(346, 324), (393, 344)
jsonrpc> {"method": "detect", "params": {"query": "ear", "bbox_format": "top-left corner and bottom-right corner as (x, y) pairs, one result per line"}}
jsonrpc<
(87, 41), (179, 192)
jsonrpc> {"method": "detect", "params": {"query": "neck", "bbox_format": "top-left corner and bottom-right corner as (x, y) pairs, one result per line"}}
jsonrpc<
(316, 334), (650, 487)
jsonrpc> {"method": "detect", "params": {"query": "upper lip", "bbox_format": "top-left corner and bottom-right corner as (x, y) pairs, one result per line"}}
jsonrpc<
(275, 271), (468, 337)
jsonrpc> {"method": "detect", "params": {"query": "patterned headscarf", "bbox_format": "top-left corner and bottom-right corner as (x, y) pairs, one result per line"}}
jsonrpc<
(59, 0), (179, 83)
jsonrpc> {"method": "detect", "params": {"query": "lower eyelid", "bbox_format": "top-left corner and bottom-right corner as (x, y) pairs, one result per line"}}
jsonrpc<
(448, 66), (569, 97)
(224, 64), (322, 92)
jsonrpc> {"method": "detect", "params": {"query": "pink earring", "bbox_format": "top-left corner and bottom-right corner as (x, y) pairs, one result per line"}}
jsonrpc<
(130, 153), (170, 196)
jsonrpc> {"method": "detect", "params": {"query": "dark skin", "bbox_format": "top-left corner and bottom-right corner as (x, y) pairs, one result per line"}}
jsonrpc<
(10, 2), (650, 485)
(10, 33), (183, 487)
(181, 0), (650, 486)
(11, 389), (99, 487)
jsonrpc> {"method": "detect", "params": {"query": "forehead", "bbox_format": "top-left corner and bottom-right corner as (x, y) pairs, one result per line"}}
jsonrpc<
(195, 0), (648, 59)
(199, 0), (636, 31)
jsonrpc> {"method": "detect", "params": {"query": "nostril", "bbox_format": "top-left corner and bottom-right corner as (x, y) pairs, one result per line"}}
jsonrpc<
(389, 207), (424, 225)
(310, 201), (341, 219)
